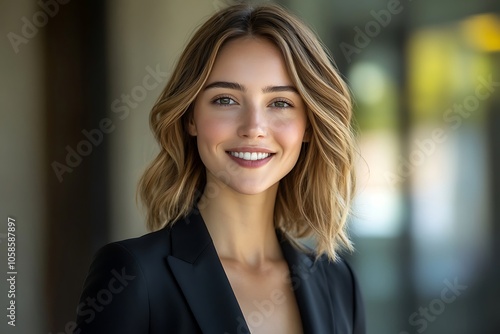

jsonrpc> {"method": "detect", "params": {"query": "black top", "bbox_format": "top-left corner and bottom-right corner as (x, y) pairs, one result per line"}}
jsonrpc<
(75, 210), (366, 334)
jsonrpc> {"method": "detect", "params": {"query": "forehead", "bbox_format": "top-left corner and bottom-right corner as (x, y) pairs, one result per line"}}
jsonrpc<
(207, 37), (292, 85)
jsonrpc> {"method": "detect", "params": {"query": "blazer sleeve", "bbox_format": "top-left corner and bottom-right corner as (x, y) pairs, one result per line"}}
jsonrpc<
(74, 243), (149, 334)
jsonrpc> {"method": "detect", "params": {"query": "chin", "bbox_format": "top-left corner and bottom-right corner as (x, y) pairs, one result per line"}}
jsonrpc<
(230, 186), (268, 196)
(227, 180), (279, 196)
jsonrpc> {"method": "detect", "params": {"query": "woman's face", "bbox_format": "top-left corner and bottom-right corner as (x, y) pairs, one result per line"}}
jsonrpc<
(190, 36), (308, 196)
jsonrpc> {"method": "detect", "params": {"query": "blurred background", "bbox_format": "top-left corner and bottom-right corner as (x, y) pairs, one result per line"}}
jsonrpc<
(0, 0), (499, 333)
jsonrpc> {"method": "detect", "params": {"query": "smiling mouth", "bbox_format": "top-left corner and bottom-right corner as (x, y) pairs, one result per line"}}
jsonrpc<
(227, 151), (274, 161)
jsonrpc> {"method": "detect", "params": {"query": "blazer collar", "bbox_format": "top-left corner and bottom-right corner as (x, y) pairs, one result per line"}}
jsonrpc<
(167, 210), (249, 333)
(166, 210), (334, 334)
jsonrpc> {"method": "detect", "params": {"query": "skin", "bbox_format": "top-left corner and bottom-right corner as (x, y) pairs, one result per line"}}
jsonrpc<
(189, 36), (307, 333)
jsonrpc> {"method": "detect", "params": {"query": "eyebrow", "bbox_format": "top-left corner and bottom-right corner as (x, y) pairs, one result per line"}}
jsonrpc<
(204, 81), (298, 94)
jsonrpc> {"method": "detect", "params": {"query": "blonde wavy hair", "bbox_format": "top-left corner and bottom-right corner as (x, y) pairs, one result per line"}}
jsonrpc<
(138, 2), (356, 261)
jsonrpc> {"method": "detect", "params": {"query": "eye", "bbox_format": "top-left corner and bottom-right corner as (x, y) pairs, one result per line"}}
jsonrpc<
(212, 96), (237, 106)
(270, 99), (293, 109)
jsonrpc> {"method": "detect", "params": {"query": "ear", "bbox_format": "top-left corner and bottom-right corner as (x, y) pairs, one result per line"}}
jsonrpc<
(187, 113), (197, 136)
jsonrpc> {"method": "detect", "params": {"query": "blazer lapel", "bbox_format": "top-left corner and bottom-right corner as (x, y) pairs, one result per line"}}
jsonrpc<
(167, 211), (250, 334)
(279, 233), (336, 334)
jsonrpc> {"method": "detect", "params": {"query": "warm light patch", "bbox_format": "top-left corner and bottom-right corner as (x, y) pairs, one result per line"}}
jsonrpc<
(462, 13), (500, 52)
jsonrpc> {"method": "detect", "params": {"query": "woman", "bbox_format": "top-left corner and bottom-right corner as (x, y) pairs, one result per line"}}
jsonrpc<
(75, 3), (365, 334)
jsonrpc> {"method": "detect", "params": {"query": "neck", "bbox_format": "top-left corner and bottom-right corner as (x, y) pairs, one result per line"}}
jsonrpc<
(198, 181), (283, 268)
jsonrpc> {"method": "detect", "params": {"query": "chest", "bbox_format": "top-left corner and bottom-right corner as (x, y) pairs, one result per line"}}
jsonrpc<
(222, 261), (304, 334)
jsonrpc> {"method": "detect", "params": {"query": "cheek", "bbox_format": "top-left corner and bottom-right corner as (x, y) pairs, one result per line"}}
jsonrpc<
(270, 116), (307, 145)
(195, 112), (235, 141)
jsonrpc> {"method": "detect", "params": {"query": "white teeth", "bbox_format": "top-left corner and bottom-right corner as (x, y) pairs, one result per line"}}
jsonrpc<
(230, 152), (271, 161)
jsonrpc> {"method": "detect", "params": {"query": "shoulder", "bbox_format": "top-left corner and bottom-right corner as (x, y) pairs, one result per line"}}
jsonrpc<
(316, 254), (359, 288)
(280, 234), (361, 293)
(83, 226), (174, 291)
(84, 226), (170, 278)
(313, 252), (362, 302)
(290, 246), (362, 304)
(84, 226), (172, 279)
(75, 227), (172, 333)
(282, 239), (366, 334)
(107, 225), (172, 259)
(287, 238), (358, 287)
(315, 254), (366, 334)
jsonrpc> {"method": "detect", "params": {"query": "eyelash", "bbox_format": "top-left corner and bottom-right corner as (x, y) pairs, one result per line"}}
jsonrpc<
(211, 96), (294, 109)
(211, 95), (236, 106)
(271, 99), (293, 109)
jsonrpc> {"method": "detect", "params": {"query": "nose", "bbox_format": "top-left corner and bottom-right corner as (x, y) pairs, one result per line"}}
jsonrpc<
(237, 105), (267, 139)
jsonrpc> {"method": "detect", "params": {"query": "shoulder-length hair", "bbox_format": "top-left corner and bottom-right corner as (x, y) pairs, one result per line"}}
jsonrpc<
(138, 2), (356, 261)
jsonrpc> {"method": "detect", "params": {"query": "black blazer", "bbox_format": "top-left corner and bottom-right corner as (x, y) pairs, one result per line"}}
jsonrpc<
(75, 210), (365, 334)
